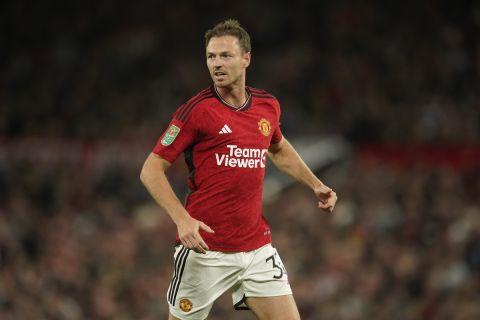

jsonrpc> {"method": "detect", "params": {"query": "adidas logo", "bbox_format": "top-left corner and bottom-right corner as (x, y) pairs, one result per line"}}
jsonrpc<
(218, 124), (232, 134)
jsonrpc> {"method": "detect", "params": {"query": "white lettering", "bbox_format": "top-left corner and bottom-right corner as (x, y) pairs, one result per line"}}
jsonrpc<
(216, 153), (225, 166)
(250, 149), (261, 158)
(227, 145), (237, 156)
(261, 149), (267, 167)
(234, 148), (243, 157)
(215, 145), (268, 169)
(237, 158), (249, 168)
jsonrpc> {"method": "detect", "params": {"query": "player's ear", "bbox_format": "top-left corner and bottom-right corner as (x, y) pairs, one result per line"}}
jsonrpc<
(243, 52), (251, 68)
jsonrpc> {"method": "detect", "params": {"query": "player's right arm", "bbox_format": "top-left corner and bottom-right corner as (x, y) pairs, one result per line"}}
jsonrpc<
(140, 153), (214, 254)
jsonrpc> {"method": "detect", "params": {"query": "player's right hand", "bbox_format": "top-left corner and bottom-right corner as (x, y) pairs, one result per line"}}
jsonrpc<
(177, 216), (214, 254)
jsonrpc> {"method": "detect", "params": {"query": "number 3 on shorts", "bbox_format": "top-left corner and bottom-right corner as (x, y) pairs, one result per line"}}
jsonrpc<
(266, 253), (287, 279)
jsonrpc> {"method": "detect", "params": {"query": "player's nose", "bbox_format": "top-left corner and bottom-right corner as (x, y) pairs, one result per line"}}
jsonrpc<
(212, 58), (224, 67)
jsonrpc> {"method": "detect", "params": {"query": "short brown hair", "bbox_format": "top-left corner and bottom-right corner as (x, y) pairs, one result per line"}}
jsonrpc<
(204, 19), (251, 53)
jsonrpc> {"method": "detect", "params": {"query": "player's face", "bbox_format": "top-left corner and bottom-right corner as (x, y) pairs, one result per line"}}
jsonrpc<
(206, 35), (250, 88)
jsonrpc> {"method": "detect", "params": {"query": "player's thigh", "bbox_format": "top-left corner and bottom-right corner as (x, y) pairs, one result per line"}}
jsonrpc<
(246, 295), (301, 320)
(169, 313), (209, 320)
(168, 246), (240, 319)
(168, 313), (202, 320)
(168, 313), (180, 320)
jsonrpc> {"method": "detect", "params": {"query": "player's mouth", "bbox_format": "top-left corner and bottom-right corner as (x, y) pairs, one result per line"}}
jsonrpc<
(214, 71), (227, 80)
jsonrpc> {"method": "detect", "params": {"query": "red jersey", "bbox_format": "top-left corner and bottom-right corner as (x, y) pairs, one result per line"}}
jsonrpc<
(152, 85), (283, 252)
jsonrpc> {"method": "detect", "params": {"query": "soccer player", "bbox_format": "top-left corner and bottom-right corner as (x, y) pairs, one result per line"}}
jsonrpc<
(140, 19), (337, 320)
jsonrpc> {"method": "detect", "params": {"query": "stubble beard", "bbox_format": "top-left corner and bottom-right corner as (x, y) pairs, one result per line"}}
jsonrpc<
(212, 73), (243, 90)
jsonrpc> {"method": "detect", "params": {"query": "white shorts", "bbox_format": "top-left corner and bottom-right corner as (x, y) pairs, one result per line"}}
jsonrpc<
(167, 243), (292, 320)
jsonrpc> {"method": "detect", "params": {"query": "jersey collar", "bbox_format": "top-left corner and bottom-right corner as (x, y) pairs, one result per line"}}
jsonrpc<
(213, 85), (252, 112)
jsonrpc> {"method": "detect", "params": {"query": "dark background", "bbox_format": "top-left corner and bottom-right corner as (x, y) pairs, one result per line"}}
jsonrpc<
(1, 0), (480, 319)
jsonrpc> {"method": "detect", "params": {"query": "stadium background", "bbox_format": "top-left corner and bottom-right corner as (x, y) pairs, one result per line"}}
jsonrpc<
(1, 0), (480, 319)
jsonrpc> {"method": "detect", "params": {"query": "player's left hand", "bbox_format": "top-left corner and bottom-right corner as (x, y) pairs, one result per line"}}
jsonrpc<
(314, 184), (337, 213)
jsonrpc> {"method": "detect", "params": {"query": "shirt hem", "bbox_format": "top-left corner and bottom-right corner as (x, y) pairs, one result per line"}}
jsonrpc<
(174, 239), (272, 253)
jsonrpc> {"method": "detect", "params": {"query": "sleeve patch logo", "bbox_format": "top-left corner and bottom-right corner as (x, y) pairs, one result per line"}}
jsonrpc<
(161, 125), (181, 146)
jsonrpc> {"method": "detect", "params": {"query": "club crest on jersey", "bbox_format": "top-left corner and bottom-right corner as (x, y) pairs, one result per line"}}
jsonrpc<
(179, 298), (193, 312)
(258, 118), (271, 136)
(161, 125), (180, 146)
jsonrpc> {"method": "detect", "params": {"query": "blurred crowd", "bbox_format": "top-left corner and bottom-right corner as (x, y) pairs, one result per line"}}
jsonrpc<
(2, 0), (479, 142)
(1, 0), (480, 319)
(1, 147), (479, 320)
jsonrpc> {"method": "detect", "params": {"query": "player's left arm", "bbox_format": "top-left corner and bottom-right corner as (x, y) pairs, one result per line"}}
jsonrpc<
(268, 137), (337, 212)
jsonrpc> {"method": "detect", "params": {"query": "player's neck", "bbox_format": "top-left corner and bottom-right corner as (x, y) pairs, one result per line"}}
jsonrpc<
(215, 84), (248, 109)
